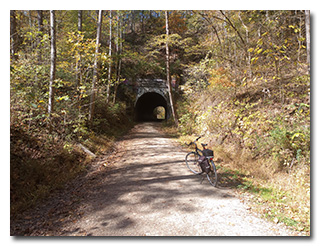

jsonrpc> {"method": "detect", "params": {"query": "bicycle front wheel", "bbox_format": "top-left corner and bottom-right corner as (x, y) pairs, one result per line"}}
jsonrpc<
(185, 152), (202, 174)
(207, 160), (218, 187)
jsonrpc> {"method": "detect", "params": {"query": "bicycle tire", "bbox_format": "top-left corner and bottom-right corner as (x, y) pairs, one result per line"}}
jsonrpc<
(206, 160), (218, 187)
(185, 151), (202, 174)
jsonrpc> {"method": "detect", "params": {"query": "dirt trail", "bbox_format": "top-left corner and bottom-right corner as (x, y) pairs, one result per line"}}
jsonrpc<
(11, 122), (297, 236)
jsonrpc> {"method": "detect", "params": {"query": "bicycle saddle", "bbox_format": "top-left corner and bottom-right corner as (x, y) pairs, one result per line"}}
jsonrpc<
(201, 143), (208, 147)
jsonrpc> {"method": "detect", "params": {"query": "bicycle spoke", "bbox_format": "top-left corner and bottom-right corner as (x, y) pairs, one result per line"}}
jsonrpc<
(207, 160), (218, 187)
(185, 152), (202, 174)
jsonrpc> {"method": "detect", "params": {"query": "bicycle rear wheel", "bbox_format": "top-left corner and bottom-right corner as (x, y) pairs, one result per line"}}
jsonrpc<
(185, 152), (202, 174)
(207, 160), (218, 187)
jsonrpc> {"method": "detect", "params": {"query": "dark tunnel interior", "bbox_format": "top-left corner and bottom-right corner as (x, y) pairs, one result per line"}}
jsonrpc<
(135, 92), (168, 121)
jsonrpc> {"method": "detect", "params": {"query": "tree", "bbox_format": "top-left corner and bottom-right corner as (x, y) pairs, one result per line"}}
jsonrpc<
(37, 10), (43, 63)
(10, 10), (19, 61)
(48, 10), (56, 126)
(106, 10), (112, 104)
(238, 11), (252, 79)
(113, 11), (123, 104)
(76, 10), (83, 86)
(305, 10), (310, 70)
(165, 11), (178, 126)
(89, 10), (103, 123)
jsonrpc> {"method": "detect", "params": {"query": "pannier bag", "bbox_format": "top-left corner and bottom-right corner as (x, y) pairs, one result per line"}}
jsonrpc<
(198, 156), (211, 174)
(202, 149), (214, 157)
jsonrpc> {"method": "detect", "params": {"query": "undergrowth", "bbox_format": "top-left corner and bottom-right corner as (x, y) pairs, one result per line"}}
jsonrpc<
(168, 66), (310, 234)
(172, 133), (310, 234)
(10, 97), (134, 218)
(10, 128), (88, 216)
(217, 164), (310, 233)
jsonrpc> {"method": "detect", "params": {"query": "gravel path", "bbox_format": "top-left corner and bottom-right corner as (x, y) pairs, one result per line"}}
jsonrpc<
(11, 122), (297, 236)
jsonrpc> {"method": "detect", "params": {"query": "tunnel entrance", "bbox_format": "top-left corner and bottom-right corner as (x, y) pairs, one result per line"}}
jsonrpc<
(135, 92), (168, 121)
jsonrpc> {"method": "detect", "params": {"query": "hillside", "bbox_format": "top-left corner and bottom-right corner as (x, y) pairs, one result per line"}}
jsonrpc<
(10, 10), (310, 235)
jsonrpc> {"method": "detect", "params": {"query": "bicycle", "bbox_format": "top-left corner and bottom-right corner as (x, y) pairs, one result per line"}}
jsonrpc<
(185, 136), (218, 187)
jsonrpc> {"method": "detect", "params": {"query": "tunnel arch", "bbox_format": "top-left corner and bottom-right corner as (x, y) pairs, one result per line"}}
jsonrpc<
(135, 92), (168, 121)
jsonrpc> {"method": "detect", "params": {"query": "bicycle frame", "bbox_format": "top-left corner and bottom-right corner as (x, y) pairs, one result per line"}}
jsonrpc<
(187, 136), (214, 166)
(185, 136), (218, 187)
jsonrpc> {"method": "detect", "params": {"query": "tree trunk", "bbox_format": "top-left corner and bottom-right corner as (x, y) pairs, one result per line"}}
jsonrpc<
(89, 10), (103, 123)
(78, 10), (83, 32)
(37, 10), (43, 64)
(131, 11), (135, 32)
(76, 10), (82, 87)
(113, 11), (122, 104)
(220, 10), (246, 52)
(305, 10), (311, 70)
(165, 11), (178, 126)
(238, 12), (252, 80)
(48, 10), (56, 121)
(27, 11), (35, 49)
(106, 10), (112, 104)
(10, 10), (19, 61)
(297, 10), (302, 63)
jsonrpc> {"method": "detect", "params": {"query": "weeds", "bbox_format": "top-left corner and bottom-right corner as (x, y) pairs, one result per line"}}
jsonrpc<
(172, 67), (310, 234)
(217, 164), (310, 233)
(10, 128), (87, 215)
(10, 95), (134, 217)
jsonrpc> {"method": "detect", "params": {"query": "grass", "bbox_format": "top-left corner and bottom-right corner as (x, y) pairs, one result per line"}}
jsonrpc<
(167, 127), (310, 235)
(170, 71), (310, 234)
(219, 164), (310, 234)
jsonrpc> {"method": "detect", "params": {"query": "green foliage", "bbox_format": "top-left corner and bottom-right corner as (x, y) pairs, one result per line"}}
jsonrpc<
(176, 98), (197, 135)
(10, 10), (137, 216)
(182, 57), (211, 92)
(178, 53), (310, 179)
(11, 11), (310, 232)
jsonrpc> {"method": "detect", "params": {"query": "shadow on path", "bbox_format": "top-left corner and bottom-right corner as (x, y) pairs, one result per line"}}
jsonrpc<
(11, 122), (230, 236)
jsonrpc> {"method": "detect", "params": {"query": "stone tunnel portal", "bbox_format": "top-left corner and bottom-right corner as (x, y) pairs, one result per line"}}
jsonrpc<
(135, 92), (168, 121)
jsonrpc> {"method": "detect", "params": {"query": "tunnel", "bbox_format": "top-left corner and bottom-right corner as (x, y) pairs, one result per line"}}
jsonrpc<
(135, 92), (168, 121)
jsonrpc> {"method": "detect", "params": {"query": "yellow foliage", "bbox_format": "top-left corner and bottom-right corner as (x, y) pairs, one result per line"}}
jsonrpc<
(208, 67), (235, 88)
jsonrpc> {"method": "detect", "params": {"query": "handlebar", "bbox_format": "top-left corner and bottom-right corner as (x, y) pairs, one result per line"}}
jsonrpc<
(195, 136), (202, 142)
(186, 136), (202, 147)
